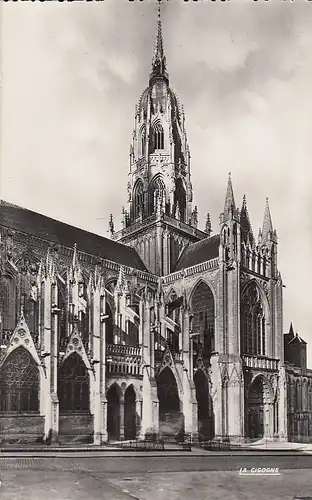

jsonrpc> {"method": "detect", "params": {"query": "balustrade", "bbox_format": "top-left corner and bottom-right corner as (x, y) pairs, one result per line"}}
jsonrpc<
(106, 343), (142, 376)
(242, 355), (279, 371)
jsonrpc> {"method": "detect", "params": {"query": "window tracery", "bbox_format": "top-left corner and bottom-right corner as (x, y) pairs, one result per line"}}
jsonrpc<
(133, 181), (144, 219)
(241, 282), (266, 355)
(0, 347), (39, 413)
(152, 122), (164, 151)
(58, 353), (89, 412)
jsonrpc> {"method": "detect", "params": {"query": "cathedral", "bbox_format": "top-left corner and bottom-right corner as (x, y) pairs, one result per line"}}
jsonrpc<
(0, 11), (311, 446)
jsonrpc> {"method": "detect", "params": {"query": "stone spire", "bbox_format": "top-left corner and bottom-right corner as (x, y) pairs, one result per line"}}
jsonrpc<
(149, 3), (169, 84)
(261, 198), (274, 244)
(240, 194), (254, 246)
(223, 172), (236, 221)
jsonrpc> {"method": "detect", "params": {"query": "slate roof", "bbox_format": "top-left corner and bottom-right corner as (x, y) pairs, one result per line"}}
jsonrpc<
(174, 234), (220, 271)
(0, 201), (146, 271)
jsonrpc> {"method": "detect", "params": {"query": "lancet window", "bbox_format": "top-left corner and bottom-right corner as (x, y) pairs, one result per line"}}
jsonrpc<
(0, 275), (17, 331)
(241, 282), (266, 356)
(152, 122), (164, 151)
(133, 181), (144, 219)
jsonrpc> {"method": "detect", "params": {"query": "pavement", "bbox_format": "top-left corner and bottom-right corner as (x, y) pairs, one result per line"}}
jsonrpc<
(1, 438), (312, 456)
(0, 455), (311, 500)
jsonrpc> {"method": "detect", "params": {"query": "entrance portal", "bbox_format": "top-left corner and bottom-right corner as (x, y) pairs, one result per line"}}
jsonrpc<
(194, 369), (214, 440)
(124, 385), (136, 440)
(246, 376), (272, 440)
(107, 385), (120, 441)
(157, 367), (183, 438)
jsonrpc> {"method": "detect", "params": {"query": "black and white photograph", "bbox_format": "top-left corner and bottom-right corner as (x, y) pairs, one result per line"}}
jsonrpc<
(0, 0), (312, 498)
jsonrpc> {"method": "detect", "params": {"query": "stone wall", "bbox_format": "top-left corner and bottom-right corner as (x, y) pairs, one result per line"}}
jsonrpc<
(0, 415), (44, 444)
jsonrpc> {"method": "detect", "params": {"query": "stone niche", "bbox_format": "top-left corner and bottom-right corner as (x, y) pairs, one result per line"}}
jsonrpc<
(0, 415), (45, 444)
(59, 413), (94, 444)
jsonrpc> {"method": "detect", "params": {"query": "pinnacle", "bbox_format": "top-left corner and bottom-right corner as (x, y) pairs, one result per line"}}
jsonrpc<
(223, 172), (236, 221)
(150, 2), (169, 84)
(262, 197), (274, 243)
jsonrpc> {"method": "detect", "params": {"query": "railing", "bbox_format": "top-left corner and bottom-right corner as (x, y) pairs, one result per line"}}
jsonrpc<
(106, 343), (142, 376)
(242, 355), (279, 371)
(106, 344), (141, 357)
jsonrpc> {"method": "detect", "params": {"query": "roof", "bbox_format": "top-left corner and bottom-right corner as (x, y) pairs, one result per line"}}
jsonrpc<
(174, 234), (220, 272)
(0, 201), (146, 271)
(288, 333), (307, 345)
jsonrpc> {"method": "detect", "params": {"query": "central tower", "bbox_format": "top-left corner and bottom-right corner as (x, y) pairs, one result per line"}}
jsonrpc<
(112, 7), (207, 275)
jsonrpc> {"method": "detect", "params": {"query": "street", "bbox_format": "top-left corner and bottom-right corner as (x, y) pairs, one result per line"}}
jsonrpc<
(0, 454), (311, 500)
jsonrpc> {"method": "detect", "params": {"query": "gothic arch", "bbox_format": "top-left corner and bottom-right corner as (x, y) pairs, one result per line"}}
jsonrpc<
(245, 373), (274, 440)
(248, 373), (274, 404)
(194, 368), (215, 440)
(106, 382), (122, 441)
(133, 179), (144, 219)
(188, 278), (217, 306)
(151, 120), (164, 151)
(157, 366), (180, 420)
(139, 125), (146, 157)
(241, 280), (269, 356)
(58, 352), (90, 413)
(0, 346), (40, 413)
(188, 279), (216, 358)
(124, 384), (137, 440)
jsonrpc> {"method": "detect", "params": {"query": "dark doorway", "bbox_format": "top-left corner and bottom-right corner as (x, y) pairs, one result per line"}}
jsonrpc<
(124, 385), (136, 440)
(107, 385), (120, 441)
(194, 369), (214, 440)
(246, 377), (265, 440)
(157, 367), (183, 438)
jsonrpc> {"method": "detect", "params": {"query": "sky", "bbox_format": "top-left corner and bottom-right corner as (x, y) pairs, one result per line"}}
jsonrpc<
(1, 0), (312, 364)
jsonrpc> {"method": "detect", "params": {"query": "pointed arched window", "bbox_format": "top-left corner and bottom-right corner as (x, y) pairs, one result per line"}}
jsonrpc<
(133, 180), (144, 219)
(0, 347), (39, 413)
(58, 353), (89, 412)
(0, 275), (17, 331)
(241, 282), (266, 356)
(152, 122), (164, 151)
(140, 126), (146, 157)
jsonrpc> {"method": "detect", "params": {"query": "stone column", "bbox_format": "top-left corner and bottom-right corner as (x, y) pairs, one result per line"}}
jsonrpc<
(92, 287), (102, 445)
(120, 397), (125, 440)
(43, 275), (52, 442)
(135, 399), (142, 438)
(210, 354), (223, 439)
(141, 367), (159, 438)
(278, 365), (288, 441)
(182, 368), (198, 440)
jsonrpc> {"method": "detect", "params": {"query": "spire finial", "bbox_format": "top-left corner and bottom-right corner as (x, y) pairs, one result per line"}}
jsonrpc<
(150, 1), (168, 84)
(223, 172), (236, 221)
(261, 198), (274, 244)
